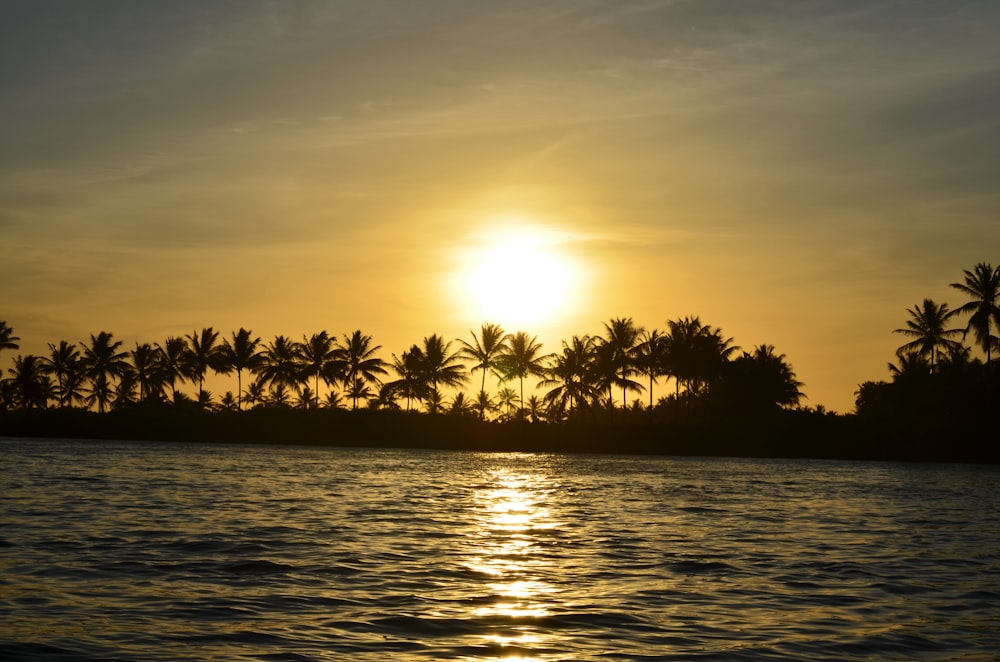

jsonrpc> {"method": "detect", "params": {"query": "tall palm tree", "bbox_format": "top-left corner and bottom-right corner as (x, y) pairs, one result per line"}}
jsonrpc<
(950, 262), (1000, 364)
(634, 329), (668, 409)
(257, 335), (303, 391)
(601, 317), (645, 411)
(665, 316), (738, 401)
(457, 322), (509, 419)
(298, 331), (338, 408)
(156, 336), (194, 401)
(219, 328), (263, 410)
(498, 331), (547, 419)
(893, 299), (964, 371)
(7, 354), (52, 409)
(0, 321), (20, 353)
(335, 330), (387, 410)
(723, 344), (805, 411)
(389, 347), (428, 411)
(186, 327), (226, 405)
(539, 334), (600, 417)
(44, 340), (80, 408)
(419, 334), (466, 413)
(81, 331), (129, 413)
(129, 343), (163, 403)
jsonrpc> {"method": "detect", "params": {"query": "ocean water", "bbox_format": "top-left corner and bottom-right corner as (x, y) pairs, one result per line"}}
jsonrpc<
(1, 437), (998, 661)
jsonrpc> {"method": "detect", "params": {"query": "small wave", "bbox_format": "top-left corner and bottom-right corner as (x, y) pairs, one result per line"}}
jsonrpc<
(218, 559), (296, 575)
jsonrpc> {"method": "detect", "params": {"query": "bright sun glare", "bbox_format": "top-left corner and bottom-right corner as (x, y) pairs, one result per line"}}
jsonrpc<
(455, 220), (582, 328)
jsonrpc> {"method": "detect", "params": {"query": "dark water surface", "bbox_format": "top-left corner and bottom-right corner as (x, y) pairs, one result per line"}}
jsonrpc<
(2, 437), (998, 661)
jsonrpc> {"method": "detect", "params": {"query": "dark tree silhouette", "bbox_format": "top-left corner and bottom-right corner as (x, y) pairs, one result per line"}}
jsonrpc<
(257, 335), (303, 394)
(156, 336), (194, 401)
(721, 344), (804, 412)
(0, 321), (20, 353)
(893, 299), (963, 371)
(389, 346), (428, 411)
(950, 262), (1000, 364)
(418, 334), (466, 413)
(334, 330), (387, 410)
(540, 334), (600, 418)
(129, 342), (162, 403)
(44, 340), (81, 408)
(187, 327), (226, 405)
(7, 354), (52, 409)
(634, 329), (668, 410)
(219, 328), (263, 410)
(298, 331), (338, 408)
(82, 332), (129, 413)
(665, 316), (738, 402)
(498, 331), (547, 419)
(457, 322), (509, 419)
(600, 317), (645, 413)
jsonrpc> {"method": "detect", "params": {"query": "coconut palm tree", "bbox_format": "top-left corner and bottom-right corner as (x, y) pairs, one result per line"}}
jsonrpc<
(7, 354), (52, 409)
(634, 329), (668, 409)
(298, 331), (338, 408)
(539, 334), (600, 417)
(186, 327), (226, 405)
(419, 334), (466, 413)
(334, 330), (387, 410)
(81, 332), (129, 413)
(893, 299), (964, 371)
(950, 262), (1000, 364)
(389, 347), (428, 411)
(498, 331), (547, 419)
(496, 386), (520, 421)
(722, 344), (805, 411)
(219, 328), (263, 410)
(257, 335), (303, 391)
(600, 317), (645, 411)
(0, 321), (20, 354)
(156, 336), (194, 401)
(457, 322), (509, 419)
(665, 316), (738, 401)
(129, 342), (162, 403)
(43, 341), (81, 408)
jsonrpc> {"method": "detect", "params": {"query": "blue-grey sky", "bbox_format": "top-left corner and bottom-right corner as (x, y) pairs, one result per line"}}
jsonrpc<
(3, 0), (999, 411)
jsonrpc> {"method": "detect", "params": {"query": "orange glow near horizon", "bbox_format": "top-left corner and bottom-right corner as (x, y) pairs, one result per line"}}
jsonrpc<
(451, 218), (587, 330)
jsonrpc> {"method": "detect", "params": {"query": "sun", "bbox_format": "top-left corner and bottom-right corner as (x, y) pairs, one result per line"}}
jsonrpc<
(453, 220), (582, 328)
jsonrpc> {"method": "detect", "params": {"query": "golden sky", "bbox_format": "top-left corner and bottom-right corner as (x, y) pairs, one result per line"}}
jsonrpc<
(3, 1), (999, 412)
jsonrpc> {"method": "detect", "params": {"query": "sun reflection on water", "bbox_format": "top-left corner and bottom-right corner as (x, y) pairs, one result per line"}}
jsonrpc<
(465, 461), (562, 660)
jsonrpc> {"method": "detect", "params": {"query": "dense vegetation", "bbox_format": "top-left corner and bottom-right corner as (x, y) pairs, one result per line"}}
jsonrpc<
(2, 261), (996, 462)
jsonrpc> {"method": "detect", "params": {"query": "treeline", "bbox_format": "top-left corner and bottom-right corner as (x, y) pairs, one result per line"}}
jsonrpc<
(0, 317), (807, 423)
(854, 261), (999, 449)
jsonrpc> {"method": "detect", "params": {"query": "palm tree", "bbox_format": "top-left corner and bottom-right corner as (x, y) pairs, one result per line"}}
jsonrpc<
(129, 342), (162, 403)
(7, 355), (52, 409)
(893, 299), (964, 371)
(665, 316), (738, 402)
(634, 329), (668, 409)
(257, 335), (303, 391)
(186, 327), (226, 404)
(419, 334), (466, 413)
(156, 336), (194, 401)
(0, 321), (20, 353)
(498, 331), (547, 419)
(539, 334), (600, 417)
(389, 347), (428, 411)
(333, 330), (387, 410)
(496, 386), (520, 421)
(43, 341), (81, 408)
(950, 262), (1000, 364)
(600, 317), (645, 411)
(457, 322), (509, 419)
(81, 331), (129, 413)
(219, 328), (263, 410)
(723, 344), (805, 411)
(298, 331), (338, 408)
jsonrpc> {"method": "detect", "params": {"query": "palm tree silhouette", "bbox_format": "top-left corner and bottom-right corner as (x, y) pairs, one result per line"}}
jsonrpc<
(389, 347), (427, 411)
(82, 332), (129, 413)
(219, 328), (263, 410)
(665, 316), (737, 403)
(950, 262), (1000, 364)
(257, 335), (302, 393)
(496, 386), (520, 421)
(7, 354), (52, 409)
(335, 330), (387, 410)
(724, 344), (805, 411)
(129, 343), (161, 403)
(419, 334), (466, 413)
(186, 327), (225, 405)
(299, 331), (338, 408)
(0, 321), (20, 353)
(157, 336), (194, 402)
(498, 331), (547, 419)
(457, 322), (509, 419)
(634, 329), (667, 410)
(893, 299), (963, 371)
(539, 334), (599, 418)
(600, 317), (645, 412)
(44, 341), (80, 408)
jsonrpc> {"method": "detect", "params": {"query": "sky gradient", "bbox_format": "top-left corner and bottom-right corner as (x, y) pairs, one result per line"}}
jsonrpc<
(3, 0), (999, 412)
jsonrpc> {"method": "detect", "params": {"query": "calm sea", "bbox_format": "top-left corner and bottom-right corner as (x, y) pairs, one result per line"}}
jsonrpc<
(1, 437), (998, 661)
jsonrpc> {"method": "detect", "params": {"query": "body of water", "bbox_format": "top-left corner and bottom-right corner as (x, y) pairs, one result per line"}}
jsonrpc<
(2, 437), (998, 660)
